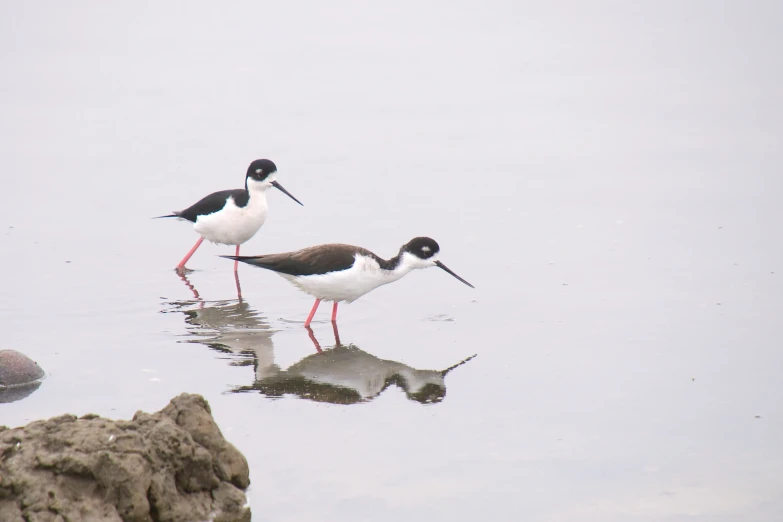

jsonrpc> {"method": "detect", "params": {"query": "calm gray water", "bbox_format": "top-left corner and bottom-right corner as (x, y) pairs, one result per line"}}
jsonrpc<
(2, 2), (782, 520)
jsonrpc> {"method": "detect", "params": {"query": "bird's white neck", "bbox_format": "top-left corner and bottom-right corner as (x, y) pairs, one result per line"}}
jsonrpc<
(246, 177), (273, 197)
(387, 251), (435, 277)
(354, 251), (434, 291)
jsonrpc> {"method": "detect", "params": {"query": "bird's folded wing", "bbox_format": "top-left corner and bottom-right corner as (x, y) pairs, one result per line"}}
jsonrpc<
(244, 244), (363, 276)
(176, 189), (248, 222)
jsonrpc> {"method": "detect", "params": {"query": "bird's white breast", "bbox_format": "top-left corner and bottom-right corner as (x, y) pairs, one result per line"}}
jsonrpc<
(279, 254), (406, 303)
(194, 193), (268, 245)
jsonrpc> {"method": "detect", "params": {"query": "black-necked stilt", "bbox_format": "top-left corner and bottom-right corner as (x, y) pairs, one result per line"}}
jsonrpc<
(156, 159), (303, 271)
(222, 236), (474, 326)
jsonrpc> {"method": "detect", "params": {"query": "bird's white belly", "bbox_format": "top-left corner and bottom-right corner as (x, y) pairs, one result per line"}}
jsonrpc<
(193, 196), (267, 245)
(279, 257), (402, 303)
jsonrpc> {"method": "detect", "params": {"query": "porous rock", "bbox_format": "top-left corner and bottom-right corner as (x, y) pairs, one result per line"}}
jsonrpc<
(0, 394), (250, 522)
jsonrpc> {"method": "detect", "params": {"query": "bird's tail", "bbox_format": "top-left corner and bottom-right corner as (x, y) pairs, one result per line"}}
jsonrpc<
(220, 255), (271, 269)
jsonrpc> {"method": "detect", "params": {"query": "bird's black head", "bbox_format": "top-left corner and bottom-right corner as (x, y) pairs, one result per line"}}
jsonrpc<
(244, 158), (304, 206)
(401, 237), (440, 260)
(246, 159), (278, 182)
(400, 236), (474, 288)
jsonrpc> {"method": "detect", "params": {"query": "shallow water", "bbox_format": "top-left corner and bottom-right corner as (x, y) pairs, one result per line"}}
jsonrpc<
(2, 2), (783, 520)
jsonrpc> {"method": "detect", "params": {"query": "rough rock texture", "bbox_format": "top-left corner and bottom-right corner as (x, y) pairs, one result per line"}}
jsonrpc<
(0, 350), (45, 404)
(0, 394), (250, 522)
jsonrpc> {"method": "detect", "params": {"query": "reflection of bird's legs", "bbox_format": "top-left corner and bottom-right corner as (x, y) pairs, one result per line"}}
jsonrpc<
(176, 269), (202, 302)
(331, 302), (338, 323)
(305, 326), (323, 353)
(304, 299), (321, 327)
(234, 244), (240, 272)
(331, 320), (341, 347)
(234, 269), (243, 302)
(176, 237), (204, 270)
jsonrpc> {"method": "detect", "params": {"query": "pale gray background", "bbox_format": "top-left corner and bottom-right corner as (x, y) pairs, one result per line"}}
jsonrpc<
(2, 1), (782, 521)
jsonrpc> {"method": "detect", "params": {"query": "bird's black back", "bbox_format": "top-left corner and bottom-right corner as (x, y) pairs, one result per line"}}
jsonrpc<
(232, 244), (396, 276)
(175, 189), (249, 222)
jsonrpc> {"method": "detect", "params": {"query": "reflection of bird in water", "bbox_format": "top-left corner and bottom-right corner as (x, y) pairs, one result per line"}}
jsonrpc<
(175, 269), (244, 303)
(163, 271), (276, 373)
(233, 324), (477, 405)
(164, 272), (476, 405)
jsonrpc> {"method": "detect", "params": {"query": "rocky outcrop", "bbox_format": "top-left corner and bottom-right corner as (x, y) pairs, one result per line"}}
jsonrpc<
(0, 394), (250, 522)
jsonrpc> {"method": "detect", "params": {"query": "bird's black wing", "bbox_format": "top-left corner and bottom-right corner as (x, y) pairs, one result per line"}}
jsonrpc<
(174, 189), (249, 222)
(226, 244), (376, 276)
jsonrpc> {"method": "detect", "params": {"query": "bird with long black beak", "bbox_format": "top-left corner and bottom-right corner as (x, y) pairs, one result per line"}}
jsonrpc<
(223, 236), (474, 326)
(156, 159), (303, 271)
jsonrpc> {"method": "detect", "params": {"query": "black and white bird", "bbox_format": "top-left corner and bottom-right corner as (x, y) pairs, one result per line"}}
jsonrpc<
(222, 237), (474, 326)
(156, 159), (303, 271)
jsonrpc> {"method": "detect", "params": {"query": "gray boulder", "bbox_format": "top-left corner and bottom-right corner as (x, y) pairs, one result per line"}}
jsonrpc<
(0, 350), (46, 403)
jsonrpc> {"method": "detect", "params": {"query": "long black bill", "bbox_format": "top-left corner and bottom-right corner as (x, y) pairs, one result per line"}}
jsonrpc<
(441, 354), (478, 377)
(435, 260), (474, 288)
(271, 180), (304, 206)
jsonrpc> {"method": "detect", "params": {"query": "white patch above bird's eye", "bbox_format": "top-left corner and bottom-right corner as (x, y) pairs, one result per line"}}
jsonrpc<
(422, 246), (431, 253)
(255, 168), (263, 174)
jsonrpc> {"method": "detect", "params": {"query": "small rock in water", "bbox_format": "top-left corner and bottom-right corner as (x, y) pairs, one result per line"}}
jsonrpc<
(0, 350), (45, 388)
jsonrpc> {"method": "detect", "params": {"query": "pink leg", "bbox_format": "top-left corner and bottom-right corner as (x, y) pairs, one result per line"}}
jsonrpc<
(234, 244), (240, 272)
(176, 237), (204, 270)
(331, 302), (338, 323)
(304, 299), (321, 327)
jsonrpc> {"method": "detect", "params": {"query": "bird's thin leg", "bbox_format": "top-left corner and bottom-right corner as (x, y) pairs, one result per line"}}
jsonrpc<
(304, 299), (321, 327)
(234, 244), (240, 272)
(176, 237), (204, 270)
(331, 302), (338, 323)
